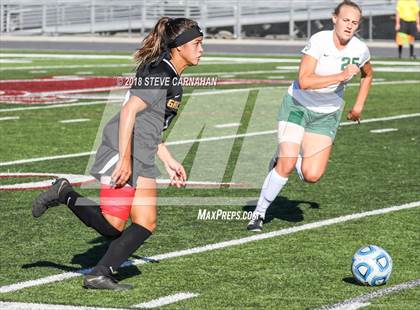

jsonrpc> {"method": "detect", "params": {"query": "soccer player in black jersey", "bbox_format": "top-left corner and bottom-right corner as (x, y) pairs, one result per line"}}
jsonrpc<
(32, 17), (203, 290)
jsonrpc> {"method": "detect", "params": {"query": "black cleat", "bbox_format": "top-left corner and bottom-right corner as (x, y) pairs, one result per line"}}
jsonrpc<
(32, 178), (72, 218)
(247, 214), (264, 232)
(83, 274), (133, 291)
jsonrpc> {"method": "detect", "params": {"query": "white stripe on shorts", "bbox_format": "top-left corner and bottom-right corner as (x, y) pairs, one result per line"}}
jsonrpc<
(98, 153), (119, 174)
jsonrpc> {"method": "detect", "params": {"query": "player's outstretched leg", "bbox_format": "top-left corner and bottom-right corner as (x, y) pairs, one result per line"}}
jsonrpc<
(32, 178), (124, 239)
(32, 178), (70, 218)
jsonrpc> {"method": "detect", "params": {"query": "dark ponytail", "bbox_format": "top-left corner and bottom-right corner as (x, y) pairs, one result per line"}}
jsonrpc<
(133, 17), (200, 68)
(133, 17), (171, 68)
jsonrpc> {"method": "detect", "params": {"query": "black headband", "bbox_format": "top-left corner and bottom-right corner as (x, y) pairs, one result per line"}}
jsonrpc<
(168, 25), (203, 48)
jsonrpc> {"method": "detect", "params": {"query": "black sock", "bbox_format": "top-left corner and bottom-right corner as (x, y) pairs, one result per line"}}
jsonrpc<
(59, 189), (122, 239)
(398, 45), (402, 58)
(89, 223), (152, 276)
(409, 44), (414, 57)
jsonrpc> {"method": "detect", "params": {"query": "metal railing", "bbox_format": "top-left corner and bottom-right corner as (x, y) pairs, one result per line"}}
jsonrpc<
(1, 0), (398, 39)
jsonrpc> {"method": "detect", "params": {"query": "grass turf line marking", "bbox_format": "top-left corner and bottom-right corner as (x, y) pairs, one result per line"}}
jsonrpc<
(2, 53), (419, 66)
(214, 122), (241, 128)
(0, 301), (128, 310)
(59, 118), (90, 124)
(0, 87), (282, 113)
(0, 116), (19, 121)
(0, 112), (419, 167)
(0, 151), (96, 167)
(0, 201), (419, 294)
(0, 100), (114, 113)
(369, 128), (398, 133)
(317, 278), (420, 310)
(0, 64), (133, 71)
(1, 80), (419, 113)
(29, 70), (47, 73)
(132, 292), (199, 309)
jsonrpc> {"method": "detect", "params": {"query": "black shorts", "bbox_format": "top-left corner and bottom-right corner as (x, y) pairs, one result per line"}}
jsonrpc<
(400, 20), (417, 37)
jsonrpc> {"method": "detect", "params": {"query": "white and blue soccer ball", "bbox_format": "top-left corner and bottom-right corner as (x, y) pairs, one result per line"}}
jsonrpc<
(351, 245), (392, 286)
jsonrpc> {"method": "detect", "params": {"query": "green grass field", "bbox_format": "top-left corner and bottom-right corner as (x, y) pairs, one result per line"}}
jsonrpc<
(0, 49), (419, 309)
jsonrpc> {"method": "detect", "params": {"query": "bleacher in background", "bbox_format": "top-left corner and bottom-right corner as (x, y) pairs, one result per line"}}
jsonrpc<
(1, 0), (398, 40)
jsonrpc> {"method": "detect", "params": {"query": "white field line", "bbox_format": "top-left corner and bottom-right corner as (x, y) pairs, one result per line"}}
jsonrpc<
(0, 86), (283, 114)
(133, 292), (199, 309)
(0, 53), (132, 60)
(35, 79), (420, 102)
(0, 112), (419, 167)
(268, 76), (286, 79)
(1, 58), (419, 72)
(0, 79), (419, 113)
(0, 116), (19, 121)
(0, 64), (134, 71)
(372, 67), (420, 73)
(0, 151), (96, 167)
(274, 66), (420, 73)
(0, 77), (87, 83)
(0, 59), (33, 63)
(59, 118), (90, 124)
(0, 100), (115, 113)
(370, 128), (398, 133)
(317, 278), (420, 310)
(37, 86), (123, 96)
(329, 302), (370, 310)
(2, 64), (417, 73)
(215, 122), (241, 128)
(2, 53), (420, 66)
(340, 113), (420, 126)
(184, 69), (290, 76)
(0, 301), (128, 310)
(0, 201), (419, 294)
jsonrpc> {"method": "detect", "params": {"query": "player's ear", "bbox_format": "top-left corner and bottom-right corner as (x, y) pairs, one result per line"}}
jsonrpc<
(332, 14), (337, 25)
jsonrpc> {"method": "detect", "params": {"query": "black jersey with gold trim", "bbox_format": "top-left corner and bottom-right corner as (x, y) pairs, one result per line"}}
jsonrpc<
(130, 58), (183, 132)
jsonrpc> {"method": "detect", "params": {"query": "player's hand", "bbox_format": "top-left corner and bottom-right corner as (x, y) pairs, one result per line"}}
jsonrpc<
(111, 157), (132, 188)
(164, 159), (187, 188)
(347, 107), (362, 124)
(341, 64), (360, 82)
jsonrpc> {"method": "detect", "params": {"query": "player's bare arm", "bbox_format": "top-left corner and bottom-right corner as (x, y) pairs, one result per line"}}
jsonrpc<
(347, 61), (373, 123)
(298, 54), (360, 90)
(111, 96), (147, 187)
(157, 143), (187, 187)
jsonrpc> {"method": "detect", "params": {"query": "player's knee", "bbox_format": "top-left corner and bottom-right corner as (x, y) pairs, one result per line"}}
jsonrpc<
(146, 221), (157, 233)
(302, 170), (323, 183)
(275, 158), (297, 177)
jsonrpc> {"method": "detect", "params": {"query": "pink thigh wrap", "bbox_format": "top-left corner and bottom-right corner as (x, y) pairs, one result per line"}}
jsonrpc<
(99, 185), (135, 221)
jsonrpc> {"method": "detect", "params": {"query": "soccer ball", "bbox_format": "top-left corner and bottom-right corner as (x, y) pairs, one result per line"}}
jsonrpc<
(351, 245), (392, 286)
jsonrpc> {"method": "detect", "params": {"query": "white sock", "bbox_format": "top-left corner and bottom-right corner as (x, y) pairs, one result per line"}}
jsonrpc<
(295, 153), (304, 181)
(254, 169), (288, 219)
